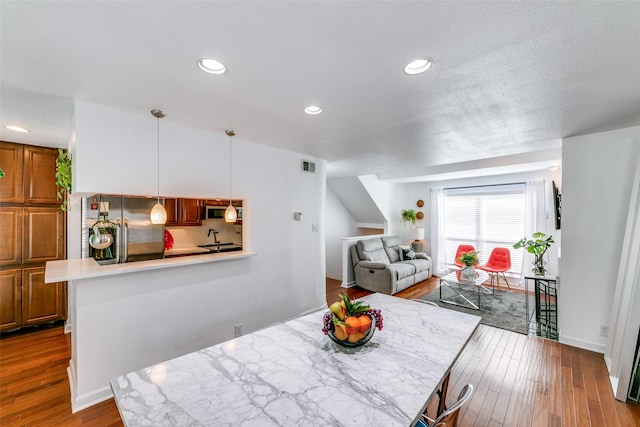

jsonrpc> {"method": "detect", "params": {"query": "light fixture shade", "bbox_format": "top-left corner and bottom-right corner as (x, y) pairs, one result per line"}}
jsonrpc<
(150, 202), (167, 225)
(414, 227), (425, 240)
(225, 205), (237, 223)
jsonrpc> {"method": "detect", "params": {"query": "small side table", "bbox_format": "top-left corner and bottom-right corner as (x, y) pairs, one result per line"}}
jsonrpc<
(524, 275), (558, 340)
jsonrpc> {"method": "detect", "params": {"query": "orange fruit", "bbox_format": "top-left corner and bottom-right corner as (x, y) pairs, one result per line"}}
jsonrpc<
(333, 324), (348, 341)
(348, 332), (366, 343)
(358, 315), (372, 333)
(345, 316), (360, 334)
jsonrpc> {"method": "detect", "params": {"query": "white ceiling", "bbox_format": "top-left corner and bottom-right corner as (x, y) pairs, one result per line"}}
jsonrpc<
(1, 1), (640, 180)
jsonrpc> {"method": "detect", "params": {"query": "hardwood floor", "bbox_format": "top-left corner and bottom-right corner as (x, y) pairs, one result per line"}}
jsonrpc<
(0, 324), (123, 426)
(1, 278), (639, 426)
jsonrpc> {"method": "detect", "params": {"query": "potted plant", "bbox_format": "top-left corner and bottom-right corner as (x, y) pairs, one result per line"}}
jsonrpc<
(55, 148), (72, 211)
(513, 232), (554, 276)
(457, 250), (478, 278)
(400, 209), (417, 224)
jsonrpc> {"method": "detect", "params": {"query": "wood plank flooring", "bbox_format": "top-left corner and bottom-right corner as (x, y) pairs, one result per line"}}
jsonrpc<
(0, 277), (638, 426)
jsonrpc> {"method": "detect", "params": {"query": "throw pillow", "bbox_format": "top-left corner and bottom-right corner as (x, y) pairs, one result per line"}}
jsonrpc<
(399, 245), (415, 260)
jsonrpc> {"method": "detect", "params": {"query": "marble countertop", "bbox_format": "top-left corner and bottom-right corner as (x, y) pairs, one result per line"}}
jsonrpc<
(44, 250), (256, 283)
(110, 293), (480, 426)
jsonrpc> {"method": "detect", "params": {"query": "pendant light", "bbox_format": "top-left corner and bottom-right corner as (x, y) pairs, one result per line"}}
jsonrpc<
(149, 109), (167, 224)
(224, 130), (237, 223)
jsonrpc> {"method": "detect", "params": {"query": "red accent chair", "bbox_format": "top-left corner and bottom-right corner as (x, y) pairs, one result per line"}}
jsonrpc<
(478, 247), (511, 289)
(454, 245), (478, 268)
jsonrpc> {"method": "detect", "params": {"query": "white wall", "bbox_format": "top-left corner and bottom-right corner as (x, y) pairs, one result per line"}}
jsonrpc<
(561, 126), (640, 353)
(70, 100), (327, 333)
(325, 187), (358, 280)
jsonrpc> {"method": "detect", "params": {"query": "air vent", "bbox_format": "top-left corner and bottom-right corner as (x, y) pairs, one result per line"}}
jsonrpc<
(302, 160), (316, 173)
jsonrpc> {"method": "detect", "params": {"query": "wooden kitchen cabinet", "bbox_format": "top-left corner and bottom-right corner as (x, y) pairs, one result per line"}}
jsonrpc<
(23, 145), (60, 204)
(180, 198), (202, 226)
(0, 207), (22, 266)
(22, 207), (65, 264)
(0, 142), (24, 203)
(21, 267), (66, 326)
(0, 269), (22, 331)
(164, 198), (202, 226)
(164, 198), (179, 226)
(0, 142), (67, 332)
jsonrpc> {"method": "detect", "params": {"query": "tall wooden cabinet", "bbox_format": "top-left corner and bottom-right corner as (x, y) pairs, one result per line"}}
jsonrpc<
(0, 141), (66, 332)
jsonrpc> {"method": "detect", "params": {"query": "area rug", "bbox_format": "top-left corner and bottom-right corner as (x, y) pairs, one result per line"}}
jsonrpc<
(421, 285), (534, 335)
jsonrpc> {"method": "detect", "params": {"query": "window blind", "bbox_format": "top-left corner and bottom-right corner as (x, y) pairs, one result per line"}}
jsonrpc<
(443, 184), (525, 276)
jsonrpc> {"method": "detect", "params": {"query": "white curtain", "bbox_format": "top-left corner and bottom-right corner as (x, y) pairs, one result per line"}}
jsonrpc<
(519, 180), (547, 284)
(430, 188), (448, 276)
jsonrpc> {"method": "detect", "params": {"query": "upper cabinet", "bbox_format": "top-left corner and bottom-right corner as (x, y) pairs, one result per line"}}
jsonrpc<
(0, 142), (59, 205)
(0, 142), (24, 203)
(23, 146), (59, 204)
(180, 199), (202, 226)
(164, 198), (202, 227)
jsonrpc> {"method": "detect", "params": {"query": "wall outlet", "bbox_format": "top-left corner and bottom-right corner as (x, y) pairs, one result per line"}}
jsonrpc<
(234, 324), (243, 337)
(312, 224), (319, 232)
(599, 324), (609, 337)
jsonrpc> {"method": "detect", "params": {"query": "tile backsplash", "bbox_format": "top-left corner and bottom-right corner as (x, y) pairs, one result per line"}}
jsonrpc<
(166, 219), (242, 249)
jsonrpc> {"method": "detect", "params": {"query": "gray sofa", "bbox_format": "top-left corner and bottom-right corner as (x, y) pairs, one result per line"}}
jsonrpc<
(350, 236), (432, 295)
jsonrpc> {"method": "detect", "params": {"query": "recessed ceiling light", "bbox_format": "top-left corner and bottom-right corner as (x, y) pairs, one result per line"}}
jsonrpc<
(197, 58), (227, 75)
(4, 125), (30, 133)
(404, 58), (433, 75)
(304, 105), (322, 115)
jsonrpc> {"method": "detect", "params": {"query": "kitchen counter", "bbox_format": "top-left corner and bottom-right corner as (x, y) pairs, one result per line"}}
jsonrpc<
(164, 247), (211, 256)
(45, 250), (255, 283)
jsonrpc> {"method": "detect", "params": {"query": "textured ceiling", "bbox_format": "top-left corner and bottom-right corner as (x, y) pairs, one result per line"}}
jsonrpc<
(1, 1), (639, 179)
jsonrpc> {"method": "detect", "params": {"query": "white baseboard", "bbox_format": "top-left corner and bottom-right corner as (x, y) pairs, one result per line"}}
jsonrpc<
(67, 364), (113, 413)
(559, 333), (606, 354)
(341, 281), (356, 288)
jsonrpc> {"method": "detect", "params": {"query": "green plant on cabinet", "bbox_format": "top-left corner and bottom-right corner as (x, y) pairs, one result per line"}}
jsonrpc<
(55, 148), (72, 211)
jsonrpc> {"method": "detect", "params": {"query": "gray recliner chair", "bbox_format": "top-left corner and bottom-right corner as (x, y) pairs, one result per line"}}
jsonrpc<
(350, 236), (432, 295)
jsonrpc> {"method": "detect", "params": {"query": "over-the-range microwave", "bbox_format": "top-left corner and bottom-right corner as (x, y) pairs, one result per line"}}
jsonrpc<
(203, 205), (243, 221)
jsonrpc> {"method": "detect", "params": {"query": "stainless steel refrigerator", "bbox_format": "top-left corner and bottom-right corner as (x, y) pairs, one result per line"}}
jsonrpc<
(82, 195), (165, 264)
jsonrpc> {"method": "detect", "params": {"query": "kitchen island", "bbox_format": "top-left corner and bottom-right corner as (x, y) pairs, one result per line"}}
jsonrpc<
(45, 250), (263, 413)
(111, 293), (480, 426)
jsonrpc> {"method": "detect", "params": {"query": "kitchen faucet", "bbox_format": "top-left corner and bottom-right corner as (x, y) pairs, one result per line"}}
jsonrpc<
(208, 229), (220, 243)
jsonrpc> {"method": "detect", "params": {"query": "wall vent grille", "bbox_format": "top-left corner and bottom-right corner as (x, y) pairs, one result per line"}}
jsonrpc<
(302, 160), (316, 173)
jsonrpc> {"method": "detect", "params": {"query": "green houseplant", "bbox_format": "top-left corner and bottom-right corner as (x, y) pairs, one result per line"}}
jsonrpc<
(457, 250), (478, 277)
(400, 209), (417, 224)
(457, 250), (478, 267)
(55, 148), (72, 211)
(513, 232), (554, 276)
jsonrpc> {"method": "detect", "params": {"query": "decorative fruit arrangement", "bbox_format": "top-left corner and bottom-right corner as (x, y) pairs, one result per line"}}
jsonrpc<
(322, 294), (384, 346)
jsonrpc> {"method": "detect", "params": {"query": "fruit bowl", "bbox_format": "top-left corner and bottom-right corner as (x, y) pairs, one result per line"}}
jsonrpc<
(322, 294), (384, 351)
(325, 312), (376, 349)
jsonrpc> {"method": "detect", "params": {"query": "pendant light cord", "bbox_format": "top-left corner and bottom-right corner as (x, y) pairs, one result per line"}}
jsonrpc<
(157, 116), (161, 203)
(229, 133), (232, 205)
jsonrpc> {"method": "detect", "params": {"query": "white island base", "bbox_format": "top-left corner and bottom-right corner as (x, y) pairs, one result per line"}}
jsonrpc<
(45, 252), (269, 412)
